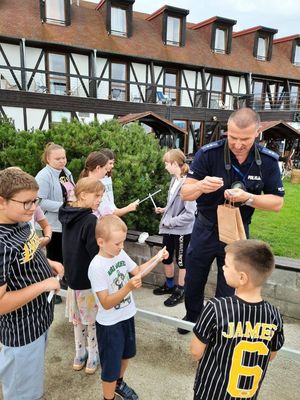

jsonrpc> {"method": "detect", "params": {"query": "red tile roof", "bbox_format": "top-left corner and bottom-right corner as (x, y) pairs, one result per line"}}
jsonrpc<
(0, 0), (299, 81)
(274, 34), (300, 44)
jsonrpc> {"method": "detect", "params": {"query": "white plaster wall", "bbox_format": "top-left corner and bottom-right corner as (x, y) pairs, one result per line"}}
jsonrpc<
(130, 62), (146, 101)
(0, 43), (21, 88)
(70, 53), (89, 97)
(26, 108), (49, 130)
(3, 106), (24, 130)
(181, 70), (196, 107)
(96, 58), (109, 99)
(96, 114), (114, 123)
(25, 47), (46, 91)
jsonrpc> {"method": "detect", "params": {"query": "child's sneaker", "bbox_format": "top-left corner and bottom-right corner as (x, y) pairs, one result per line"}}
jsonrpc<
(73, 351), (88, 371)
(153, 282), (176, 295)
(85, 356), (99, 375)
(115, 381), (139, 400)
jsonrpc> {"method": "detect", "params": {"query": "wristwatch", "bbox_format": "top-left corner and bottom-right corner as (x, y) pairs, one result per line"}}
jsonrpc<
(244, 193), (255, 206)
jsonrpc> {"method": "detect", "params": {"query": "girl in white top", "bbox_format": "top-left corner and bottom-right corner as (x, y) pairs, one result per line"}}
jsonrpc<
(100, 148), (139, 217)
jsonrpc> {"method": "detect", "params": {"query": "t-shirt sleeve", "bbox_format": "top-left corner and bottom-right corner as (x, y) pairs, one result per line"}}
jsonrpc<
(34, 206), (45, 223)
(193, 300), (217, 344)
(0, 244), (14, 286)
(88, 257), (108, 293)
(271, 310), (285, 351)
(187, 149), (209, 181)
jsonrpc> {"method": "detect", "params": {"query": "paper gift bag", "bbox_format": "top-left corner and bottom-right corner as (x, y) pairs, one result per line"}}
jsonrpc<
(217, 202), (246, 244)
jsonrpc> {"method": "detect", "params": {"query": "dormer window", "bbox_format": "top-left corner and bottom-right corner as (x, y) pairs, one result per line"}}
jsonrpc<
(40, 0), (71, 26)
(146, 6), (189, 47)
(257, 36), (269, 60)
(104, 0), (134, 38)
(254, 28), (277, 61)
(166, 16), (181, 46)
(111, 6), (127, 36)
(210, 18), (236, 54)
(292, 42), (300, 66)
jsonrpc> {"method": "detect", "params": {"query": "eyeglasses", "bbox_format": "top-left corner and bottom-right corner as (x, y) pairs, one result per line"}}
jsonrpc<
(9, 197), (40, 210)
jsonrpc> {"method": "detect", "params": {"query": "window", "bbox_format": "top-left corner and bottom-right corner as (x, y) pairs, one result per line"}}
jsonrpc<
(164, 71), (177, 104)
(111, 6), (126, 37)
(47, 53), (68, 95)
(110, 62), (127, 101)
(257, 37), (268, 60)
(294, 44), (300, 65)
(208, 75), (224, 109)
(166, 16), (180, 46)
(215, 28), (226, 53)
(290, 85), (300, 109)
(45, 0), (66, 25)
(252, 81), (265, 110)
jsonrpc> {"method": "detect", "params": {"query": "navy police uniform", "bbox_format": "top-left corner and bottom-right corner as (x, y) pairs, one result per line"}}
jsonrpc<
(185, 139), (284, 322)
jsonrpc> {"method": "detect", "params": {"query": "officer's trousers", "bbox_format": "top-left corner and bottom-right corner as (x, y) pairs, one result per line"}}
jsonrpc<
(184, 213), (235, 322)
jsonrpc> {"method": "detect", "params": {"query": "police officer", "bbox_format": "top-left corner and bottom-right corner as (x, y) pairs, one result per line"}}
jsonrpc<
(178, 108), (284, 334)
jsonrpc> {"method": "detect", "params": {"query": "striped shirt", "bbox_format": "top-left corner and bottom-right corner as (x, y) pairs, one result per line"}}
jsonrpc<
(0, 223), (54, 347)
(193, 296), (284, 400)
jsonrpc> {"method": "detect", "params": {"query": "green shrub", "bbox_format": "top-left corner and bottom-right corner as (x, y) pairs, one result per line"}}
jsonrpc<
(0, 117), (169, 233)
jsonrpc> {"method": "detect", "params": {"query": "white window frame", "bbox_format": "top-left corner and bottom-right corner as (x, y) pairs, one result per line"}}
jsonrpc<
(294, 44), (300, 66)
(215, 28), (226, 53)
(257, 37), (268, 60)
(111, 6), (127, 37)
(166, 16), (180, 46)
(45, 0), (65, 25)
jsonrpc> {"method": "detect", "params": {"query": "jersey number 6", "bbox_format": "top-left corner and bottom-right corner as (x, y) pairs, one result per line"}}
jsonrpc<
(227, 340), (269, 398)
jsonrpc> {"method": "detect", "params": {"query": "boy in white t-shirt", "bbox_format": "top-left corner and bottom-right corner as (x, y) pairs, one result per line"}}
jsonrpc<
(88, 215), (168, 400)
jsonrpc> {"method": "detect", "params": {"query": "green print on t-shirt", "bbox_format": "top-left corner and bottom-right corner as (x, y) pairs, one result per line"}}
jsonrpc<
(107, 260), (126, 276)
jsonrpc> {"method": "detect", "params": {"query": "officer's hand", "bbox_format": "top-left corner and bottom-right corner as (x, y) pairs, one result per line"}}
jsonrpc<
(224, 188), (248, 203)
(199, 176), (224, 193)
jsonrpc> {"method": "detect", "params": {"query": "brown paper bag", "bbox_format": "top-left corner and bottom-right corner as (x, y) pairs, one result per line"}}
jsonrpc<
(217, 202), (246, 244)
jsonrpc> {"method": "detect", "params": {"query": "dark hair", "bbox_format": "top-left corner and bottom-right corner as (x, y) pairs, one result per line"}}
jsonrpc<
(0, 168), (39, 198)
(41, 142), (65, 165)
(100, 148), (115, 160)
(79, 151), (109, 179)
(228, 107), (261, 129)
(225, 240), (274, 285)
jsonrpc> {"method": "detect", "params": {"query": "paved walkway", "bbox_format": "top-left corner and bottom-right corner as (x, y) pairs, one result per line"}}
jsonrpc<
(32, 286), (300, 399)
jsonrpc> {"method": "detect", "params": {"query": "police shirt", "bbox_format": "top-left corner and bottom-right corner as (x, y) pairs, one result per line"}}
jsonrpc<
(188, 139), (284, 225)
(0, 222), (54, 347)
(193, 296), (284, 400)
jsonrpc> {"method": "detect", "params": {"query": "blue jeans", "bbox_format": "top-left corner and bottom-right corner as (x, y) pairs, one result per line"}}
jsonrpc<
(0, 331), (48, 400)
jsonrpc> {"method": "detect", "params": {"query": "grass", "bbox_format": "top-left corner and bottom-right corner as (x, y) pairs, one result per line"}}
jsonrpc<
(250, 179), (300, 258)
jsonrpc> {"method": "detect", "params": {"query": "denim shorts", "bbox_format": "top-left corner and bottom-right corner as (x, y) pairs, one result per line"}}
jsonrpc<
(0, 331), (48, 400)
(96, 317), (136, 382)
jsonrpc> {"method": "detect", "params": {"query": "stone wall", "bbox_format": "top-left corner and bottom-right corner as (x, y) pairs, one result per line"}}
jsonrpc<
(124, 240), (300, 320)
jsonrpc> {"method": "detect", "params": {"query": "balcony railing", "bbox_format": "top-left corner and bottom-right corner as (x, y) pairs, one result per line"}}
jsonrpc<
(0, 65), (300, 112)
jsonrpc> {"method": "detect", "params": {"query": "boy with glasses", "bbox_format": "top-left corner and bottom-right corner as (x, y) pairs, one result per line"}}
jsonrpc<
(0, 168), (64, 400)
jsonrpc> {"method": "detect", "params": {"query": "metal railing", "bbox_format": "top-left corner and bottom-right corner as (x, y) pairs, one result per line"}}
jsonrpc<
(1, 64), (299, 111)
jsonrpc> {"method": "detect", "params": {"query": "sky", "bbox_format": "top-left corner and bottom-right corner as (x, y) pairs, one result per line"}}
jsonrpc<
(89, 0), (299, 38)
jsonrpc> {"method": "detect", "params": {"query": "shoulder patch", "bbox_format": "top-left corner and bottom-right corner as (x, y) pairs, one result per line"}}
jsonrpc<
(259, 146), (279, 161)
(201, 139), (225, 153)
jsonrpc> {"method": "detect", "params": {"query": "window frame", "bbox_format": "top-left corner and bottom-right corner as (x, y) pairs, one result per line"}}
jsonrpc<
(110, 61), (128, 101)
(166, 15), (181, 47)
(111, 5), (127, 37)
(46, 52), (69, 96)
(40, 0), (71, 26)
(163, 69), (179, 105)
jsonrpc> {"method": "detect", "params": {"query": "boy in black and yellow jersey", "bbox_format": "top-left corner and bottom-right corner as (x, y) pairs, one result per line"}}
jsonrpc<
(190, 239), (284, 400)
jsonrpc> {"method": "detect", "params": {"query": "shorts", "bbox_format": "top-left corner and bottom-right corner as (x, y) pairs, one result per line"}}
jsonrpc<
(162, 234), (191, 268)
(96, 317), (136, 382)
(0, 331), (48, 400)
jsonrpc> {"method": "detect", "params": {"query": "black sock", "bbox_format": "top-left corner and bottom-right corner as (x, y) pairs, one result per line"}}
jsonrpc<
(104, 397), (115, 400)
(116, 377), (123, 387)
(177, 285), (184, 291)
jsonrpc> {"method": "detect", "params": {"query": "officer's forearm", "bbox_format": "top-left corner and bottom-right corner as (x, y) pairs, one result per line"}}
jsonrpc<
(181, 181), (204, 201)
(246, 194), (284, 212)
